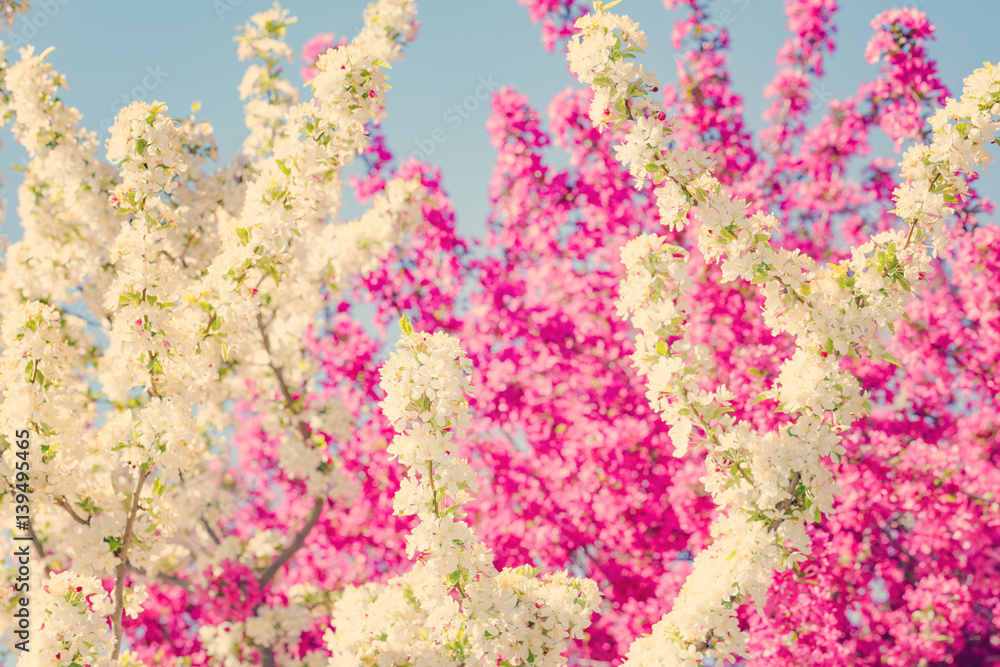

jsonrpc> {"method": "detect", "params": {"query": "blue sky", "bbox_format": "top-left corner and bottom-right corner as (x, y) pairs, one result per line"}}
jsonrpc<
(1, 0), (999, 242)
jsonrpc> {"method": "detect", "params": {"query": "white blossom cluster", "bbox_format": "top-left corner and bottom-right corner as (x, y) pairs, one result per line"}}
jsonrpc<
(35, 571), (118, 665)
(357, 0), (419, 63)
(616, 233), (733, 457)
(568, 8), (714, 229)
(569, 3), (1000, 665)
(236, 4), (300, 159)
(197, 603), (313, 664)
(0, 0), (428, 662)
(0, 44), (121, 310)
(311, 45), (389, 159)
(326, 322), (601, 666)
(0, 0), (28, 28)
(310, 0), (417, 163)
(106, 100), (189, 206)
(322, 175), (427, 282)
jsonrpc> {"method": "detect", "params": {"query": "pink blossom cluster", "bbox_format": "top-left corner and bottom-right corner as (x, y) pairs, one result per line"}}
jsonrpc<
(299, 33), (348, 81)
(518, 0), (590, 51)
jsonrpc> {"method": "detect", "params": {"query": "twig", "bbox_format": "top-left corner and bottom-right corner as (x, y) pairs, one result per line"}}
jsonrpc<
(25, 514), (51, 575)
(201, 517), (222, 545)
(111, 467), (149, 660)
(55, 495), (91, 526)
(125, 561), (197, 594)
(258, 497), (324, 588)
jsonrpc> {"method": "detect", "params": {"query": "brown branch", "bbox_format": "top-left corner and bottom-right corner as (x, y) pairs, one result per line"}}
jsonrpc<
(767, 471), (803, 536)
(25, 514), (51, 576)
(258, 497), (324, 588)
(257, 313), (296, 404)
(111, 466), (149, 660)
(125, 561), (196, 594)
(201, 517), (221, 545)
(256, 311), (311, 441)
(55, 495), (91, 526)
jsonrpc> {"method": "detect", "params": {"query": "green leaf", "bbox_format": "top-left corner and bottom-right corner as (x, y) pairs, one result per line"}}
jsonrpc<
(879, 352), (902, 368)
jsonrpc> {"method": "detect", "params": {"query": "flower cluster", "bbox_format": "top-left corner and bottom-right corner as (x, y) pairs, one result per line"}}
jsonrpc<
(356, 0), (419, 64)
(0, 1), (427, 662)
(327, 320), (600, 665)
(106, 101), (189, 209)
(569, 1), (1000, 663)
(0, 0), (28, 29)
(300, 32), (348, 82)
(36, 571), (116, 666)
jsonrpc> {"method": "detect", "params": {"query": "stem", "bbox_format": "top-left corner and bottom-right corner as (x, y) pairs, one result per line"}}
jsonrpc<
(55, 495), (90, 525)
(427, 461), (468, 599)
(256, 311), (311, 441)
(125, 561), (196, 593)
(258, 497), (324, 588)
(427, 461), (442, 520)
(25, 514), (51, 575)
(111, 466), (149, 660)
(767, 471), (802, 534)
(201, 517), (222, 545)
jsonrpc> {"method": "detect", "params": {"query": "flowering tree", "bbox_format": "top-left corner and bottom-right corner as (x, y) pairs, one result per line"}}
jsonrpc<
(1, 0), (999, 666)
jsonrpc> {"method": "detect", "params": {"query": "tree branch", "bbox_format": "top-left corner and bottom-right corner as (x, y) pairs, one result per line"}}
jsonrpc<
(111, 466), (149, 660)
(125, 561), (197, 594)
(55, 495), (91, 526)
(201, 517), (222, 545)
(25, 514), (51, 575)
(258, 497), (324, 588)
(256, 311), (312, 442)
